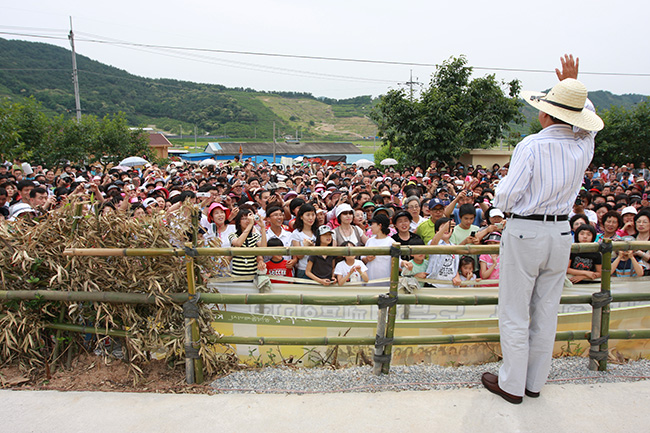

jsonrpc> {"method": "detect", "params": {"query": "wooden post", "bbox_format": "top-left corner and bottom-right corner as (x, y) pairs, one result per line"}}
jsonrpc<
(589, 239), (612, 371)
(372, 304), (389, 376)
(183, 311), (195, 384)
(184, 207), (204, 384)
(52, 203), (84, 370)
(599, 240), (613, 371)
(380, 244), (401, 374)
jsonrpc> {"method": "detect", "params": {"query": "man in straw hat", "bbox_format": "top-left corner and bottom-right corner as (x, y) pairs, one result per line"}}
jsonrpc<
(481, 55), (604, 404)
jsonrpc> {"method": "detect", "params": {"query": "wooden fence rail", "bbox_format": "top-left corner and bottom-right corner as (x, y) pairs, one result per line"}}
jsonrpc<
(32, 239), (647, 382)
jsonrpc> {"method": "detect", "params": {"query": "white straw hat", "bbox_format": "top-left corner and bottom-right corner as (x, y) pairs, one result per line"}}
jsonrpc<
(521, 78), (604, 132)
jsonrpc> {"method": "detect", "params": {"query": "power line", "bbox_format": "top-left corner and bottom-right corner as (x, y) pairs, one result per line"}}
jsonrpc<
(2, 30), (650, 78)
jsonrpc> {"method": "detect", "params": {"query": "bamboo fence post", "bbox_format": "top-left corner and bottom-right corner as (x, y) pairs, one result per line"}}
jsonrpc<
(599, 240), (613, 371)
(380, 244), (401, 374)
(183, 315), (195, 384)
(191, 208), (204, 383)
(588, 299), (603, 371)
(372, 299), (389, 376)
(589, 239), (612, 371)
(52, 203), (84, 370)
(185, 250), (204, 384)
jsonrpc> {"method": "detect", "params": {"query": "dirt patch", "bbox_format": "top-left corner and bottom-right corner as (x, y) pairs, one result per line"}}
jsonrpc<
(0, 354), (222, 394)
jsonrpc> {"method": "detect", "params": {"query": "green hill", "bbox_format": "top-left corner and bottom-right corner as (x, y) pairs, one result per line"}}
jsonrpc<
(0, 38), (377, 140)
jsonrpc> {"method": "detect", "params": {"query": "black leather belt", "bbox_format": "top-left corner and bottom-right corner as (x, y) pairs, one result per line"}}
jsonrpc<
(512, 214), (568, 222)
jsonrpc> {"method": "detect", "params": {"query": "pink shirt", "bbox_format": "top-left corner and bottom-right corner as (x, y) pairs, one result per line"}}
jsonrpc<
(479, 254), (500, 286)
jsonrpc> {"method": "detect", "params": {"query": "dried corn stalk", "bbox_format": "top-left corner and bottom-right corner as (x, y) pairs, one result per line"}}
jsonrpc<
(0, 200), (236, 378)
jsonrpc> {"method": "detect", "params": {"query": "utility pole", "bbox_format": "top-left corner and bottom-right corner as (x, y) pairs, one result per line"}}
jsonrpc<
(180, 125), (182, 140)
(398, 69), (422, 101)
(194, 124), (197, 151)
(273, 121), (277, 164)
(68, 17), (82, 123)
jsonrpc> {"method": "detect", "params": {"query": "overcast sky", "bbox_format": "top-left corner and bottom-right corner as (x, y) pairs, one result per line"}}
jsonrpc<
(2, 1), (649, 100)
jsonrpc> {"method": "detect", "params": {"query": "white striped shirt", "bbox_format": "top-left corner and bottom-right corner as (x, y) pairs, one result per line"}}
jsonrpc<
(493, 124), (595, 216)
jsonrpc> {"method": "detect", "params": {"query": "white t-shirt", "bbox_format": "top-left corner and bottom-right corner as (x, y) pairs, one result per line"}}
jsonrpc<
(289, 230), (316, 271)
(334, 259), (368, 283)
(205, 223), (236, 248)
(426, 240), (459, 287)
(363, 236), (394, 280)
(410, 216), (428, 233)
(267, 227), (292, 260)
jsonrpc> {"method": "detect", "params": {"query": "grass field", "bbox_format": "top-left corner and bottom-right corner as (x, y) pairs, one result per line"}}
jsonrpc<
(255, 95), (377, 139)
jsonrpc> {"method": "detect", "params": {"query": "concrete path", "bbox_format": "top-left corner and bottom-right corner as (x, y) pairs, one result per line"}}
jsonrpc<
(2, 381), (649, 433)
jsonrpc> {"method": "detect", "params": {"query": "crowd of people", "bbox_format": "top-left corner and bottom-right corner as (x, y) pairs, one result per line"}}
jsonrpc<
(1, 156), (649, 284)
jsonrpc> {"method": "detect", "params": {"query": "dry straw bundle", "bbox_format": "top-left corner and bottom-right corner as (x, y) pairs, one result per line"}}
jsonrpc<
(0, 199), (236, 378)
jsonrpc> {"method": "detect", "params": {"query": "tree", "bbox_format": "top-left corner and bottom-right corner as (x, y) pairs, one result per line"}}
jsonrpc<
(93, 112), (151, 166)
(0, 98), (150, 168)
(594, 99), (650, 165)
(38, 114), (99, 167)
(370, 56), (523, 167)
(0, 97), (49, 161)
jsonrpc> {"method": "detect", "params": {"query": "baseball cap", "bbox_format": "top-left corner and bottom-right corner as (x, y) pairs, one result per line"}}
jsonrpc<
(621, 206), (638, 216)
(335, 203), (353, 217)
(317, 225), (333, 236)
(428, 198), (445, 209)
(488, 208), (505, 219)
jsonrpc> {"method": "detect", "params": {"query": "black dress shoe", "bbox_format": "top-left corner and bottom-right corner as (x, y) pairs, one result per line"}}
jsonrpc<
(525, 389), (540, 398)
(481, 372), (523, 404)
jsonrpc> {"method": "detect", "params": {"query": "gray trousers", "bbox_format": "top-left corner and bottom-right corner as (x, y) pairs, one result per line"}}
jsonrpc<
(497, 218), (572, 396)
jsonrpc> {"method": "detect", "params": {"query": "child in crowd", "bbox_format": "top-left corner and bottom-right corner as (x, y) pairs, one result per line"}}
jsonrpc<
(334, 241), (369, 285)
(479, 231), (502, 286)
(450, 203), (480, 246)
(567, 224), (602, 283)
(400, 237), (429, 285)
(426, 217), (461, 287)
(458, 256), (477, 285)
(611, 236), (644, 278)
(305, 225), (337, 285)
(264, 237), (292, 284)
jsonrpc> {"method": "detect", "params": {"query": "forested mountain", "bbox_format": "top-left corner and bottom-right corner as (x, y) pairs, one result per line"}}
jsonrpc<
(0, 38), (377, 140)
(1, 38), (647, 141)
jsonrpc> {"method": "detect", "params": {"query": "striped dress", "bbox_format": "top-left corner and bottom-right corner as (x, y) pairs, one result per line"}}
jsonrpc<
(228, 231), (261, 277)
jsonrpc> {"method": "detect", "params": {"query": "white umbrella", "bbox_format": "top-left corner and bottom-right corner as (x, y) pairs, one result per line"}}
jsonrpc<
(355, 158), (374, 168)
(380, 158), (398, 166)
(199, 158), (218, 167)
(294, 156), (305, 162)
(119, 156), (149, 167)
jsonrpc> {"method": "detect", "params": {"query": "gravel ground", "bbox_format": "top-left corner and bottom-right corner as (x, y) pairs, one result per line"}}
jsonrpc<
(210, 357), (650, 394)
